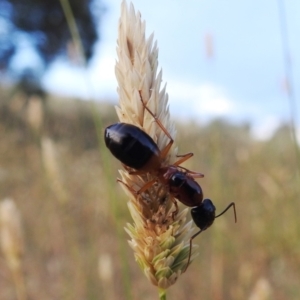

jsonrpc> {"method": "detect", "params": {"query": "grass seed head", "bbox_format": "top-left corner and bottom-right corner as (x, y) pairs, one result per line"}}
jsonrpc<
(0, 198), (24, 270)
(115, 1), (198, 288)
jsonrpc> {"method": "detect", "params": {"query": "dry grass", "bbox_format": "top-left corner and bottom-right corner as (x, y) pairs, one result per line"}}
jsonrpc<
(0, 93), (299, 299)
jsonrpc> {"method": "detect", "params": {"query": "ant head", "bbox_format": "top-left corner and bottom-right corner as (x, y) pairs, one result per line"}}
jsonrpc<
(191, 199), (216, 230)
(185, 200), (236, 273)
(169, 171), (186, 187)
(191, 199), (237, 231)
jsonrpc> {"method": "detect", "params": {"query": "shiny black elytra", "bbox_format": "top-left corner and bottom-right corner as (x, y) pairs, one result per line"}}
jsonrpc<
(104, 92), (204, 216)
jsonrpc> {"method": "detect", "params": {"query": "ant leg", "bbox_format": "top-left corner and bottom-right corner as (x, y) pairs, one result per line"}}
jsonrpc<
(173, 154), (204, 178)
(120, 178), (179, 219)
(215, 202), (237, 223)
(128, 170), (147, 176)
(122, 164), (147, 176)
(183, 228), (204, 273)
(136, 178), (179, 219)
(122, 175), (179, 219)
(123, 164), (134, 173)
(179, 166), (205, 179)
(184, 204), (237, 273)
(138, 180), (179, 219)
(139, 91), (196, 166)
(139, 91), (173, 159)
(118, 178), (158, 199)
(136, 178), (157, 195)
(139, 91), (173, 141)
(169, 195), (179, 219)
(117, 179), (138, 196)
(173, 152), (194, 166)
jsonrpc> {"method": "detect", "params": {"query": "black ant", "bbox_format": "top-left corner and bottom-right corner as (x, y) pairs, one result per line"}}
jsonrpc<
(104, 91), (236, 271)
(104, 91), (204, 216)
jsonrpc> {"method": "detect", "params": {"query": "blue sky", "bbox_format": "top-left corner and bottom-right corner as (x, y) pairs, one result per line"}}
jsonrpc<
(43, 0), (300, 139)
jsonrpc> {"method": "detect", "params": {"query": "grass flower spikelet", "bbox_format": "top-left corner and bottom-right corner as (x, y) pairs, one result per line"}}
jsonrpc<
(114, 1), (198, 289)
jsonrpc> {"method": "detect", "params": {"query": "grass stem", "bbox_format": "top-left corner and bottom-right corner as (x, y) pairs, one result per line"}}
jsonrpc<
(159, 288), (167, 300)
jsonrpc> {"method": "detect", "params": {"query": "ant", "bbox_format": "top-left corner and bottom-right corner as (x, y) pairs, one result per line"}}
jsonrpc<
(104, 91), (204, 216)
(104, 91), (236, 271)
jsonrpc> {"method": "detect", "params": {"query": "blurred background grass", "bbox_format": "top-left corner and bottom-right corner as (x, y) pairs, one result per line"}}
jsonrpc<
(0, 86), (299, 299)
(0, 0), (300, 299)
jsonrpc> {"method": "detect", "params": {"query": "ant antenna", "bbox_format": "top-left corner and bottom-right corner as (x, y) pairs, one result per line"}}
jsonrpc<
(184, 202), (237, 273)
(215, 202), (237, 223)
